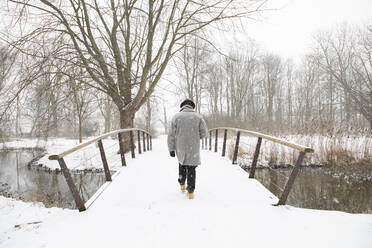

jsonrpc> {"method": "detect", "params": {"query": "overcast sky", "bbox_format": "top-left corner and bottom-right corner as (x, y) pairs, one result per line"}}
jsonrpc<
(227, 0), (372, 60)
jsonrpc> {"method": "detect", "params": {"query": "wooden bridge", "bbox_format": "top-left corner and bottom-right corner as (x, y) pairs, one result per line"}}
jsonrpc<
(48, 127), (313, 211)
(42, 129), (372, 248)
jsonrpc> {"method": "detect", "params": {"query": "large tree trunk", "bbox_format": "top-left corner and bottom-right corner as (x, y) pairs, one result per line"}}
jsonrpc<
(119, 108), (135, 152)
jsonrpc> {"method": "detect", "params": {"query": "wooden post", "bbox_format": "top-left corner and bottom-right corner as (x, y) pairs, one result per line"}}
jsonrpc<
(205, 137), (207, 150)
(209, 131), (212, 150)
(201, 137), (204, 149)
(222, 129), (227, 157)
(143, 131), (147, 152)
(97, 140), (112, 181)
(232, 131), (241, 164)
(137, 130), (142, 154)
(129, 130), (135, 158)
(57, 158), (86, 211)
(150, 136), (152, 150)
(118, 133), (126, 166)
(249, 137), (262, 178)
(146, 133), (150, 151)
(276, 152), (306, 206)
(214, 129), (218, 152)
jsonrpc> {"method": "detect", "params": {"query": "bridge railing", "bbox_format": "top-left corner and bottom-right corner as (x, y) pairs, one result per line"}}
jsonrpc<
(204, 127), (314, 206)
(48, 128), (153, 211)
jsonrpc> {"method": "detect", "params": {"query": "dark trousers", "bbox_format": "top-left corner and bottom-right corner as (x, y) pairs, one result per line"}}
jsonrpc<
(178, 164), (197, 193)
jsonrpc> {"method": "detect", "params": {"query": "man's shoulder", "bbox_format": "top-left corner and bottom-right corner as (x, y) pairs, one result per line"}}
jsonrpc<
(172, 111), (205, 121)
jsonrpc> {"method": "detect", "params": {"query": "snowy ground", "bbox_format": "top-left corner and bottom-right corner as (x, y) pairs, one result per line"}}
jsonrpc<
(1, 137), (124, 171)
(1, 136), (372, 248)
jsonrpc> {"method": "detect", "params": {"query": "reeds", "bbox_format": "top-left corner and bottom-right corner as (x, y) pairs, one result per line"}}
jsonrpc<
(228, 134), (372, 170)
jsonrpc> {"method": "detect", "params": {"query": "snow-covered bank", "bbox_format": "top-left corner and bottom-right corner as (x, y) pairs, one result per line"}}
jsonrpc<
(1, 136), (372, 248)
(1, 137), (124, 171)
(229, 134), (372, 168)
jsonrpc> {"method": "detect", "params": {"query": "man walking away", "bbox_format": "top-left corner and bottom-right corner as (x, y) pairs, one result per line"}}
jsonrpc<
(167, 99), (208, 199)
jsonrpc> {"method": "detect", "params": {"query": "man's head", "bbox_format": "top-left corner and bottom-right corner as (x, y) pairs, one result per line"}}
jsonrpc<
(180, 99), (196, 109)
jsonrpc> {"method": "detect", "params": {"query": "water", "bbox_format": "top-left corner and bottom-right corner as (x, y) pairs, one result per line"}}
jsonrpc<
(0, 150), (106, 209)
(253, 167), (372, 213)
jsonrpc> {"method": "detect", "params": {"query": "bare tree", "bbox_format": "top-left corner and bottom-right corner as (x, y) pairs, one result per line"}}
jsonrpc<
(174, 37), (210, 113)
(261, 53), (282, 125)
(6, 0), (268, 133)
(159, 106), (168, 134)
(315, 23), (372, 129)
(96, 93), (115, 134)
(0, 45), (17, 139)
(68, 76), (96, 143)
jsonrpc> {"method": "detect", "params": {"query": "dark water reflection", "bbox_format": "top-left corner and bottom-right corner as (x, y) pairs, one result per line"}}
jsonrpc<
(0, 150), (106, 209)
(253, 167), (372, 213)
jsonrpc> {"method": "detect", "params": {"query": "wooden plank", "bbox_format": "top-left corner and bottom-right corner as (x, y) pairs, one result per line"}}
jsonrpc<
(143, 131), (147, 152)
(214, 129), (218, 152)
(49, 128), (152, 160)
(209, 131), (212, 150)
(276, 152), (306, 206)
(222, 129), (227, 157)
(57, 158), (86, 212)
(232, 131), (241, 164)
(146, 133), (150, 151)
(249, 137), (262, 179)
(97, 140), (112, 181)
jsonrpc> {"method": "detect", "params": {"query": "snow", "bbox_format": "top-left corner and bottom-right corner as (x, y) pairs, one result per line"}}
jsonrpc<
(4, 132), (370, 173)
(2, 137), (124, 171)
(1, 136), (372, 248)
(234, 134), (372, 167)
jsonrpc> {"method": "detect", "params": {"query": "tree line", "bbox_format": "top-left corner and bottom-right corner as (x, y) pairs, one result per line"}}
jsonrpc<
(175, 22), (372, 134)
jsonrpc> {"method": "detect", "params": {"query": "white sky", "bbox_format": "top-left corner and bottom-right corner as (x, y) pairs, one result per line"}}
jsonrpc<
(226, 0), (372, 60)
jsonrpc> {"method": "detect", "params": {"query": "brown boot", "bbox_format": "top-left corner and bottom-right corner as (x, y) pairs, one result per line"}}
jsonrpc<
(180, 184), (186, 192)
(187, 192), (194, 199)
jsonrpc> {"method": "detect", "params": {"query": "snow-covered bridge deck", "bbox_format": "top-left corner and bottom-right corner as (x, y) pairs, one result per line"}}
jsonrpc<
(43, 137), (372, 247)
(1, 136), (372, 248)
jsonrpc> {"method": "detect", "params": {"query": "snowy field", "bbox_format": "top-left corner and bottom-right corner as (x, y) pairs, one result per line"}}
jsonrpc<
(1, 136), (372, 248)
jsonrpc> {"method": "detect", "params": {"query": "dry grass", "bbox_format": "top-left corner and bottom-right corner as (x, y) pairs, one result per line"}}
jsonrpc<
(226, 134), (372, 171)
(227, 139), (247, 161)
(23, 192), (62, 208)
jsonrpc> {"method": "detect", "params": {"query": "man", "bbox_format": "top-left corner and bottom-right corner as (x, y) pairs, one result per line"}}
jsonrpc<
(167, 99), (208, 199)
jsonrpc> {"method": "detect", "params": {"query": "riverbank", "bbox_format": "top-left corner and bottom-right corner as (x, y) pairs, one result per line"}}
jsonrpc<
(228, 134), (371, 177)
(1, 137), (123, 172)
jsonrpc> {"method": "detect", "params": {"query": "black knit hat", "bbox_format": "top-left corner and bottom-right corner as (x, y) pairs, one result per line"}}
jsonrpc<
(180, 99), (195, 109)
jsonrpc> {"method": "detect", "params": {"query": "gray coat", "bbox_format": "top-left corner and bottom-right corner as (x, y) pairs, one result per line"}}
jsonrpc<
(167, 105), (208, 166)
